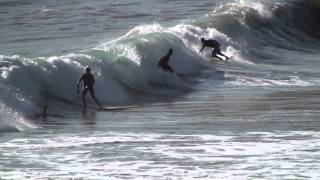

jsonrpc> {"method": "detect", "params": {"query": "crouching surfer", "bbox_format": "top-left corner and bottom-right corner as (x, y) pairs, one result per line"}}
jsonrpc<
(199, 38), (229, 61)
(158, 48), (175, 74)
(77, 67), (102, 109)
(155, 48), (192, 89)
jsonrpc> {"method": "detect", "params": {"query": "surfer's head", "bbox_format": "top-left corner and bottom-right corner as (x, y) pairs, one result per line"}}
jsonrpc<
(168, 48), (173, 55)
(201, 38), (205, 43)
(85, 67), (91, 74)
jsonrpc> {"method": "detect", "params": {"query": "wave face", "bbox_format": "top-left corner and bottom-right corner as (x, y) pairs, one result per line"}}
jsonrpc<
(0, 24), (208, 123)
(0, 0), (320, 131)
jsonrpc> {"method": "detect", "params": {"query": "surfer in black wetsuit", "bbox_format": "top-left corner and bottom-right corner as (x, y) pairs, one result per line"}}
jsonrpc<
(158, 48), (174, 73)
(199, 38), (229, 61)
(77, 67), (102, 109)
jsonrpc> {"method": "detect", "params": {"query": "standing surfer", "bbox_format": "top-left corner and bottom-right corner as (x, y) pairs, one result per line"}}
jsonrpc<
(199, 38), (229, 60)
(77, 67), (102, 109)
(158, 48), (174, 73)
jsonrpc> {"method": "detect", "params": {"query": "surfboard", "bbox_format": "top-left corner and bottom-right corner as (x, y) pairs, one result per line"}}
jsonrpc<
(96, 105), (135, 111)
(210, 55), (233, 62)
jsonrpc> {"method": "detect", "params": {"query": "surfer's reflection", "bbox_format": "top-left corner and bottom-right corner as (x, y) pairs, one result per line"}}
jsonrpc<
(81, 108), (97, 125)
(34, 105), (64, 119)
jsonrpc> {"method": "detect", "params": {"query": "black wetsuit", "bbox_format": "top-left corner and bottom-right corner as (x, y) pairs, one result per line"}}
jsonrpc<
(158, 55), (174, 73)
(203, 39), (221, 53)
(81, 73), (95, 95)
(77, 70), (102, 108)
(200, 39), (229, 60)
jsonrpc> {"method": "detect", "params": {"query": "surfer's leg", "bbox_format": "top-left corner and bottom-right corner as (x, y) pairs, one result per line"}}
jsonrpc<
(89, 87), (102, 108)
(164, 64), (174, 73)
(168, 66), (174, 73)
(212, 51), (224, 61)
(218, 52), (229, 60)
(82, 87), (89, 108)
(213, 48), (226, 60)
(160, 65), (168, 73)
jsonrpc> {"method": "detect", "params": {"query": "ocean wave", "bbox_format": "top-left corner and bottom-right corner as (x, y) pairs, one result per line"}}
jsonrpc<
(1, 0), (319, 129)
(197, 0), (320, 51)
(0, 23), (211, 122)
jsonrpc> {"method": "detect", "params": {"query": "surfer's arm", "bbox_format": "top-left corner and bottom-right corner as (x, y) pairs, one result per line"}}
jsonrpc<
(199, 45), (205, 53)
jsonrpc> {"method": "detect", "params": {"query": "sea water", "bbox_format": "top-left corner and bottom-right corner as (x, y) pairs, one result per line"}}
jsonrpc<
(0, 0), (320, 179)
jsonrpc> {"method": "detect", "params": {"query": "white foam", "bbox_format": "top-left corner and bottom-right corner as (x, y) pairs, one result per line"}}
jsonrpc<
(226, 74), (313, 87)
(1, 131), (319, 179)
(0, 103), (33, 132)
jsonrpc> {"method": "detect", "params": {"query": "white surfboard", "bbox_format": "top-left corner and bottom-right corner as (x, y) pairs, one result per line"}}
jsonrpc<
(96, 105), (135, 111)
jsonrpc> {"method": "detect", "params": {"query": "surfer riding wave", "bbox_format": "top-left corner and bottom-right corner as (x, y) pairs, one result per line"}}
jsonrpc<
(199, 38), (229, 61)
(77, 67), (102, 109)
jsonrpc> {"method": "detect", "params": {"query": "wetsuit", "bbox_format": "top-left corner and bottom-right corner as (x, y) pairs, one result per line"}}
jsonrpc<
(158, 55), (174, 73)
(200, 39), (228, 60)
(203, 39), (221, 53)
(77, 69), (102, 108)
(81, 73), (95, 96)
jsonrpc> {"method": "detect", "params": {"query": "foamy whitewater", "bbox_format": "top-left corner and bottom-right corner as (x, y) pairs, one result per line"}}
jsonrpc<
(1, 0), (320, 179)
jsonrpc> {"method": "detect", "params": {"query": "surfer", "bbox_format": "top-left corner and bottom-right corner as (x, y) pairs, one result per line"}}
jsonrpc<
(158, 48), (174, 73)
(199, 38), (229, 60)
(77, 67), (102, 109)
